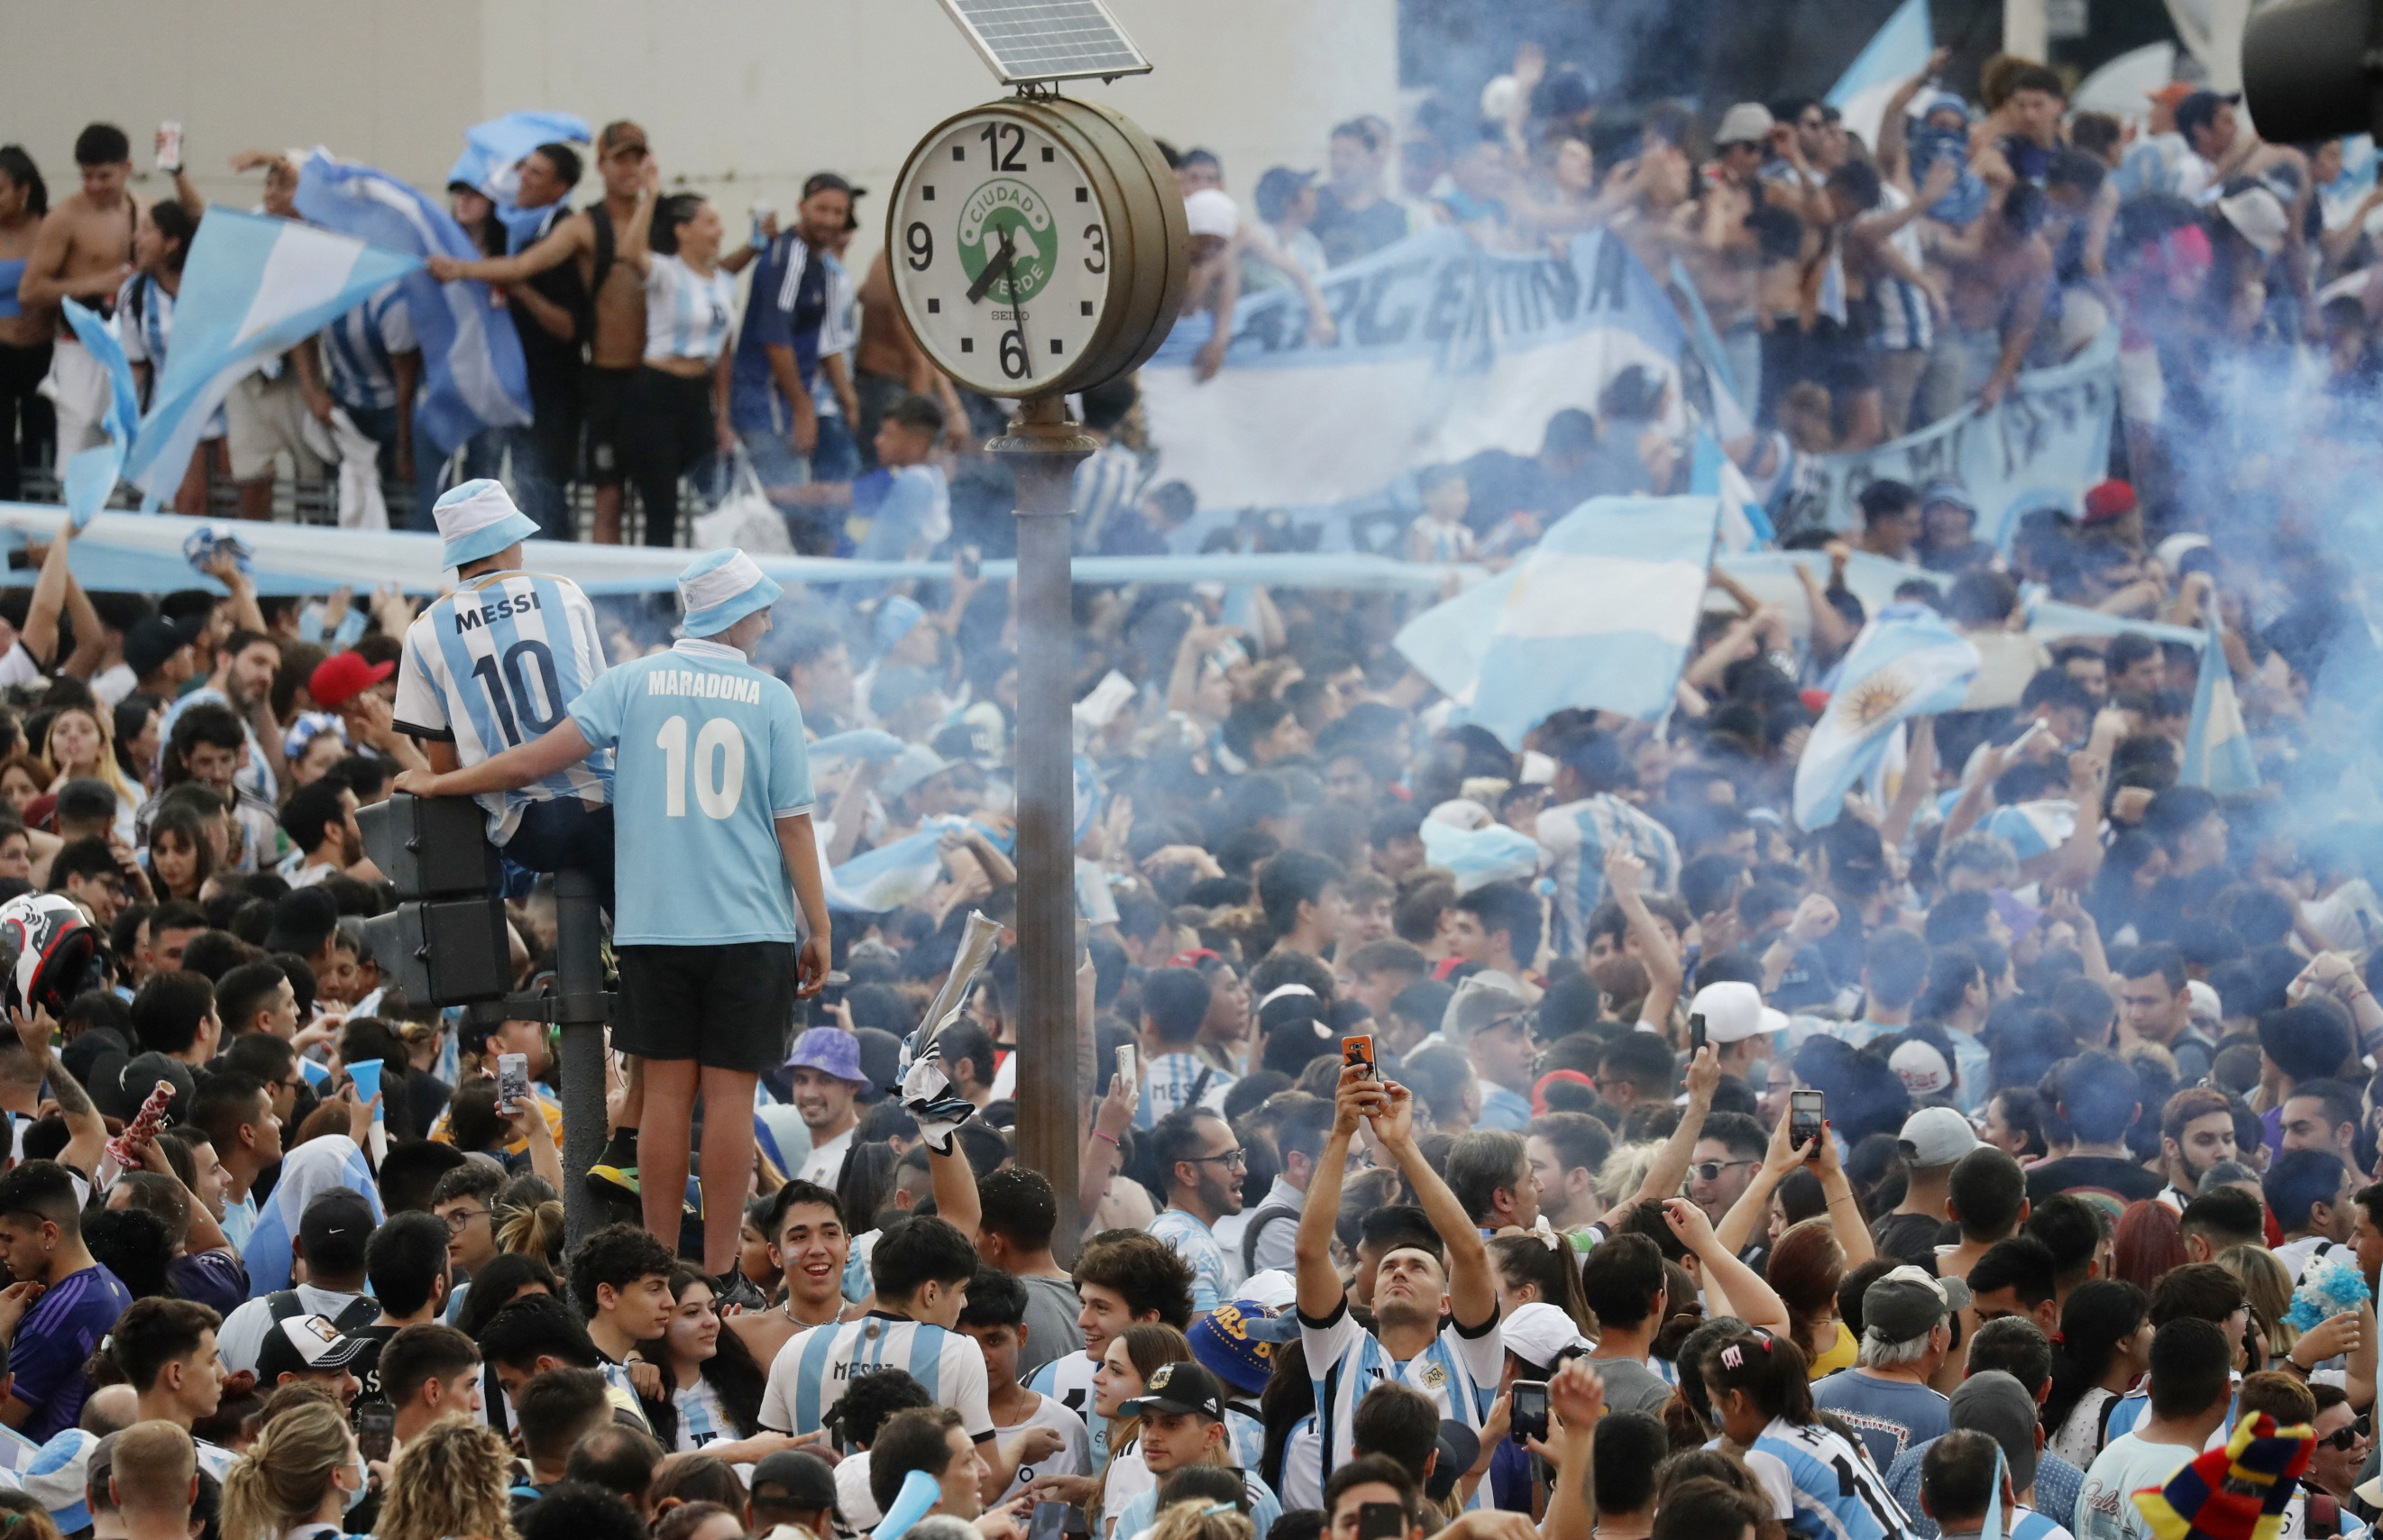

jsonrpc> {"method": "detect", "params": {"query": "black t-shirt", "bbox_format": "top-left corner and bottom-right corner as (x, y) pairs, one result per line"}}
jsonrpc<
(340, 1324), (401, 1404)
(2025, 1155), (2166, 1206)
(1311, 189), (1410, 269)
(1872, 1211), (1949, 1266)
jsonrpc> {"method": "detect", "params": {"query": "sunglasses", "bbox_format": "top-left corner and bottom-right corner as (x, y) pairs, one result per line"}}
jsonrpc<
(1691, 1160), (1757, 1182)
(2324, 1416), (2372, 1451)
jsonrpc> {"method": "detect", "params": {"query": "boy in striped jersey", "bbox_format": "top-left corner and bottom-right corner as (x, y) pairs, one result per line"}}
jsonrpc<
(1293, 1064), (1503, 1508)
(1023, 1232), (1195, 1465)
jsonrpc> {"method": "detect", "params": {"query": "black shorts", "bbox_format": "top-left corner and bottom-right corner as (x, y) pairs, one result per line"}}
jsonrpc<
(583, 365), (636, 488)
(615, 941), (800, 1072)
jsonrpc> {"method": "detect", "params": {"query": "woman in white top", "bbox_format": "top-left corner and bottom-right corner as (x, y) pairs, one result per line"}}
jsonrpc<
(619, 163), (738, 547)
(218, 1397), (370, 1540)
(2044, 1278), (2154, 1471)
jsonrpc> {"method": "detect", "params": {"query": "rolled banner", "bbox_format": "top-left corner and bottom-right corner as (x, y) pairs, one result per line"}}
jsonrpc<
(875, 1469), (944, 1540)
(907, 910), (1002, 1063)
(347, 1058), (388, 1166)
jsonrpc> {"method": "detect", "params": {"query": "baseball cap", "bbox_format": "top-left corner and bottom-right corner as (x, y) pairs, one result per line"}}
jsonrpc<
(1688, 981), (1785, 1045)
(1862, 1263), (1972, 1343)
(301, 1188), (377, 1256)
(2081, 479), (2139, 526)
(1897, 1105), (1978, 1168)
(598, 121), (649, 156)
(786, 1026), (866, 1086)
(1428, 1422), (1480, 1503)
(2216, 184), (2288, 256)
(802, 172), (862, 203)
(1920, 479), (1977, 516)
(2147, 81), (2197, 108)
(1185, 188), (1238, 241)
(1503, 1302), (1590, 1372)
(1890, 1041), (1955, 1100)
(309, 650), (395, 710)
(1716, 103), (1775, 148)
(255, 1314), (372, 1383)
(1950, 1370), (2042, 1493)
(123, 616), (204, 681)
(750, 1450), (839, 1511)
(92, 1053), (196, 1124)
(1119, 1361), (1226, 1421)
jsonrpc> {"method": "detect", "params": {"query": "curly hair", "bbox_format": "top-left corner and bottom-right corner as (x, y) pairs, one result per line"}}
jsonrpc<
(1074, 1231), (1197, 1329)
(376, 1417), (519, 1540)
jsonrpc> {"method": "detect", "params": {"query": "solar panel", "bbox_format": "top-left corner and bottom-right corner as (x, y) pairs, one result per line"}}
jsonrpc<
(933, 0), (1153, 84)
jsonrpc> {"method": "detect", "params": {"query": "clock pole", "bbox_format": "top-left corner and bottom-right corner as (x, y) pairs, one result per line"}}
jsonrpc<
(992, 391), (1096, 1261)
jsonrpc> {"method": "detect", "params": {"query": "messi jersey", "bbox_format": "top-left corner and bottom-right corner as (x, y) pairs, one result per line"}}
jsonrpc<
(395, 570), (611, 842)
(1745, 1416), (1914, 1540)
(1299, 1299), (1502, 1509)
(758, 1311), (991, 1443)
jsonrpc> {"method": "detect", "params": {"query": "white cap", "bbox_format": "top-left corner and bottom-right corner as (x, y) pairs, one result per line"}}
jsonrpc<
(1890, 1040), (1954, 1097)
(1239, 1269), (1297, 1310)
(1898, 1105), (1979, 1167)
(2186, 978), (2223, 1028)
(1689, 981), (1777, 1044)
(1426, 798), (1493, 830)
(1502, 1302), (1590, 1371)
(2217, 185), (2288, 255)
(1716, 103), (1775, 147)
(1186, 188), (1238, 240)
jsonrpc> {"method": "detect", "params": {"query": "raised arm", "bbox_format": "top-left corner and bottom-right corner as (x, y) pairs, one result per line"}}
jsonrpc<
(1296, 1067), (1379, 1320)
(1538, 1358), (1607, 1540)
(19, 1008), (105, 1181)
(1628, 1046), (1720, 1210)
(1665, 1196), (1790, 1333)
(14, 522), (80, 671)
(1606, 849), (1681, 1028)
(1373, 1077), (1497, 1329)
(1715, 1099), (1810, 1259)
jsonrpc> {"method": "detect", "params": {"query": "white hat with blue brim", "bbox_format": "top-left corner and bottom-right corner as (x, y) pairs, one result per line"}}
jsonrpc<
(434, 479), (542, 571)
(679, 549), (784, 637)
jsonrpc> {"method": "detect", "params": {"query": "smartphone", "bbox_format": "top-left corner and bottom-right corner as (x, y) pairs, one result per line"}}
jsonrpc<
(1688, 1013), (1707, 1055)
(1359, 1504), (1408, 1540)
(959, 545), (983, 581)
(354, 1400), (394, 1463)
(497, 1051), (529, 1111)
(1509, 1380), (1550, 1444)
(1790, 1088), (1827, 1156)
(1114, 1044), (1138, 1091)
(1342, 1033), (1377, 1081)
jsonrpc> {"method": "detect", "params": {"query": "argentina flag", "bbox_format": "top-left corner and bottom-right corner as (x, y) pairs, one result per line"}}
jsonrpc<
(448, 112), (591, 251)
(1794, 602), (1980, 830)
(826, 817), (967, 912)
(57, 299), (140, 529)
(240, 1129), (385, 1295)
(295, 151), (535, 456)
(1461, 495), (1724, 747)
(1826, 0), (1933, 153)
(2182, 610), (2259, 796)
(119, 209), (422, 509)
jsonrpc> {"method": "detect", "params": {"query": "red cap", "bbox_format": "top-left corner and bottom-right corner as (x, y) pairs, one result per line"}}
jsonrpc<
(1799, 688), (1833, 716)
(2082, 479), (2138, 525)
(309, 650), (395, 708)
(2146, 81), (2195, 107)
(1532, 1068), (1597, 1116)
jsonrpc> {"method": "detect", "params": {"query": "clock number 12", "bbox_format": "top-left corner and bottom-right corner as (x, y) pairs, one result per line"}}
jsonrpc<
(978, 123), (1024, 171)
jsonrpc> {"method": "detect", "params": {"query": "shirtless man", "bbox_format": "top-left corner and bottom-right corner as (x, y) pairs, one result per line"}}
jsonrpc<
(1179, 189), (1240, 382)
(1924, 185), (2054, 413)
(1689, 105), (1776, 417)
(18, 124), (139, 460)
(854, 252), (970, 468)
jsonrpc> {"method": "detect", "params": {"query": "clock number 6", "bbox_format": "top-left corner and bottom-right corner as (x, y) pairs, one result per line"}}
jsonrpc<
(1084, 225), (1106, 275)
(999, 328), (1031, 380)
(904, 222), (933, 271)
(978, 123), (1024, 171)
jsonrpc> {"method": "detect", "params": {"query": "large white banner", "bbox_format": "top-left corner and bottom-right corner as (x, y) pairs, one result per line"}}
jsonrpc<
(1141, 226), (1684, 512)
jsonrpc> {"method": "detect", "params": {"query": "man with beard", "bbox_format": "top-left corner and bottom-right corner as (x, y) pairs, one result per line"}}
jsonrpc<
(1148, 1108), (1248, 1317)
(784, 1028), (868, 1187)
(2156, 1088), (2238, 1212)
(1292, 1066), (1501, 1506)
(276, 780), (373, 887)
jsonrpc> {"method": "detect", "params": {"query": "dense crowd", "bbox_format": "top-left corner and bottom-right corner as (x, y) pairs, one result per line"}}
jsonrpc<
(0, 29), (2374, 1540)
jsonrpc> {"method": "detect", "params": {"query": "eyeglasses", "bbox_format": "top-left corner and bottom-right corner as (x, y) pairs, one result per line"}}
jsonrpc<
(1186, 1149), (1249, 1171)
(1691, 1160), (1757, 1183)
(442, 1209), (491, 1233)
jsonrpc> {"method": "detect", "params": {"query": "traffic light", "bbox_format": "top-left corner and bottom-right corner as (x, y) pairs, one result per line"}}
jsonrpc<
(2243, 0), (2383, 143)
(357, 793), (513, 1005)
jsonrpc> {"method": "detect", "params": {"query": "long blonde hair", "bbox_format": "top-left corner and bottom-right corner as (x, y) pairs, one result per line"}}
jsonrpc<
(220, 1398), (350, 1540)
(1149, 1500), (1255, 1540)
(376, 1416), (518, 1540)
(44, 703), (136, 808)
(2218, 1243), (2298, 1363)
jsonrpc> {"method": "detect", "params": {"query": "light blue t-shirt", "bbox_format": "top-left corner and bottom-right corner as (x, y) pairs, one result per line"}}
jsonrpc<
(567, 637), (815, 947)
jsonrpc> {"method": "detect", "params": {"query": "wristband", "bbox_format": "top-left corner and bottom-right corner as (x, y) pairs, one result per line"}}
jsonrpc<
(1091, 1130), (1120, 1147)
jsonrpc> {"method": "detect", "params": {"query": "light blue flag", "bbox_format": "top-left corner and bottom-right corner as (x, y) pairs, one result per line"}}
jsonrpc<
(57, 299), (139, 529)
(1982, 799), (2076, 863)
(2181, 610), (2259, 797)
(447, 112), (591, 252)
(1461, 495), (1724, 747)
(1420, 818), (1541, 894)
(1827, 0), (1934, 150)
(1690, 429), (1774, 552)
(294, 151), (534, 456)
(240, 1131), (384, 1296)
(1792, 601), (1980, 830)
(121, 209), (424, 509)
(1669, 256), (1753, 435)
(806, 729), (908, 765)
(1392, 567), (1517, 700)
(826, 816), (967, 912)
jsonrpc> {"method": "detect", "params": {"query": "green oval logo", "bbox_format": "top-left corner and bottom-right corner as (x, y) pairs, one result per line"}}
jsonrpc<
(957, 179), (1059, 306)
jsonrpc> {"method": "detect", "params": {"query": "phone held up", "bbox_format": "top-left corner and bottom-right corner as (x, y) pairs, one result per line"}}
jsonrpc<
(1789, 1088), (1826, 1157)
(1508, 1380), (1550, 1444)
(1688, 1013), (1707, 1055)
(497, 1052), (530, 1112)
(355, 1400), (395, 1463)
(1342, 1033), (1377, 1081)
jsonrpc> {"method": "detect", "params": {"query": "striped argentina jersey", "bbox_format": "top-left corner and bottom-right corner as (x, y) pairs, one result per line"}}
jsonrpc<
(1026, 1349), (1104, 1458)
(1743, 1416), (1914, 1540)
(320, 282), (417, 413)
(392, 571), (612, 843)
(758, 1311), (994, 1444)
(1299, 1299), (1501, 1505)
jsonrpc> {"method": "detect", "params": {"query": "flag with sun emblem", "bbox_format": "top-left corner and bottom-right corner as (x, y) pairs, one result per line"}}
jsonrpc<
(1793, 601), (1980, 830)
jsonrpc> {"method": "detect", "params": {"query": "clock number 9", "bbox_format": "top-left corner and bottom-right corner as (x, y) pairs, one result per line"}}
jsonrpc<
(904, 222), (933, 272)
(979, 123), (1025, 171)
(1084, 225), (1106, 275)
(999, 327), (1031, 380)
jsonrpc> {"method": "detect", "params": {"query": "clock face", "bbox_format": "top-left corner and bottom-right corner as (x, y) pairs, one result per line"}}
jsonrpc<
(890, 108), (1117, 396)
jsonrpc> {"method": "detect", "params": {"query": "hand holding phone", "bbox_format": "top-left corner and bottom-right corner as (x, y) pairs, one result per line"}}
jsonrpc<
(1114, 1044), (1139, 1091)
(1789, 1088), (1826, 1158)
(1688, 1013), (1707, 1055)
(1342, 1033), (1377, 1082)
(355, 1400), (394, 1463)
(1509, 1380), (1550, 1444)
(497, 1051), (530, 1112)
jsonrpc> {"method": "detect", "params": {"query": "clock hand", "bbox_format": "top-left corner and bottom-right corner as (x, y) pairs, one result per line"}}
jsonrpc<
(1004, 251), (1034, 381)
(967, 230), (1018, 306)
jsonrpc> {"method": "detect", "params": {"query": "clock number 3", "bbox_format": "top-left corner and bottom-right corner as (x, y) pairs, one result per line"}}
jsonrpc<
(978, 123), (1024, 171)
(905, 222), (933, 272)
(1084, 225), (1106, 274)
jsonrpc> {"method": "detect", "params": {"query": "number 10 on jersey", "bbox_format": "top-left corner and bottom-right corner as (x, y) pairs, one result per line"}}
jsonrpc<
(655, 715), (747, 819)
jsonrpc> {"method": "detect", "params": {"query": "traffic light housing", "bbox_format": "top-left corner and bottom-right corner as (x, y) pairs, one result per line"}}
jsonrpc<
(357, 793), (513, 1005)
(2243, 0), (2383, 143)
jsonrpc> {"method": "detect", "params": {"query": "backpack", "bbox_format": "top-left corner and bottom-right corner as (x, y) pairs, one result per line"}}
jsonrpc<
(1241, 1203), (1300, 1274)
